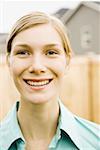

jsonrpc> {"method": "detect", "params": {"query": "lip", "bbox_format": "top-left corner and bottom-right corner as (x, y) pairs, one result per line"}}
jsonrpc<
(23, 78), (53, 91)
(23, 78), (53, 82)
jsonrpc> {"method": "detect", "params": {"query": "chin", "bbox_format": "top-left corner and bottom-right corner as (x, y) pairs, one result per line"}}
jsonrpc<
(20, 88), (58, 105)
(21, 94), (53, 105)
(30, 98), (49, 105)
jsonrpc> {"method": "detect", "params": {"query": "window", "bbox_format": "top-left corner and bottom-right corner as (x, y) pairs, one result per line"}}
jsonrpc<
(80, 25), (92, 49)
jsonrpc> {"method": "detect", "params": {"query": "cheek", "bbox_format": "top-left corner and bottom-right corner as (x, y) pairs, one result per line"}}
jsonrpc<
(56, 57), (67, 74)
(9, 62), (20, 77)
(9, 59), (28, 77)
(10, 58), (30, 74)
(51, 59), (67, 78)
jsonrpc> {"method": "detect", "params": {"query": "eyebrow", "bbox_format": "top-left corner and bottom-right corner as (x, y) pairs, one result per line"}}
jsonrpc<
(12, 44), (31, 50)
(43, 43), (63, 49)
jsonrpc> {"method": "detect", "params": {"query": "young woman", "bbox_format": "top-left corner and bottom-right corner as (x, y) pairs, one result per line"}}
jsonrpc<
(0, 12), (99, 150)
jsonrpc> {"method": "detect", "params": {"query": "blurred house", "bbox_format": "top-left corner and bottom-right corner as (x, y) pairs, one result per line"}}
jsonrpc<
(54, 2), (100, 55)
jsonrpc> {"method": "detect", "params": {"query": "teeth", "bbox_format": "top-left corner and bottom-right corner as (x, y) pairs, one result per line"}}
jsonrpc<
(26, 80), (50, 86)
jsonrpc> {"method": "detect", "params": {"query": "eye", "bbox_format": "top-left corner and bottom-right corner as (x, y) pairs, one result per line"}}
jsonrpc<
(16, 50), (30, 56)
(46, 50), (59, 56)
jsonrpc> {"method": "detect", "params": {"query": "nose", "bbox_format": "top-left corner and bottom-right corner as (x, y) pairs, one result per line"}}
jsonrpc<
(28, 54), (46, 75)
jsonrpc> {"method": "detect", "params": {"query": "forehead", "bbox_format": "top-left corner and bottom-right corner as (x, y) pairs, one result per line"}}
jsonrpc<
(12, 24), (63, 48)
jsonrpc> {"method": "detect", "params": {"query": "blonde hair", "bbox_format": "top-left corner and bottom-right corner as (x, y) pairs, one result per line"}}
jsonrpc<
(6, 11), (72, 58)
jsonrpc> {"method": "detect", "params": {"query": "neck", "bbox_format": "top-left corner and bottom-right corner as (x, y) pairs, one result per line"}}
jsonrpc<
(17, 99), (60, 142)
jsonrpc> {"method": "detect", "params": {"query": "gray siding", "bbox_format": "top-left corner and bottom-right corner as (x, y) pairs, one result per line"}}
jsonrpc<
(65, 5), (100, 54)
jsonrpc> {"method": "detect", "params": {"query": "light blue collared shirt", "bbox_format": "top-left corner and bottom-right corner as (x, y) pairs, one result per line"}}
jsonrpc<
(0, 100), (99, 150)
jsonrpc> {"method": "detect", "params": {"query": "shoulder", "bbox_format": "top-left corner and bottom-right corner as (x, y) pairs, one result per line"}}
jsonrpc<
(74, 115), (99, 149)
(60, 101), (99, 138)
(0, 102), (22, 150)
(74, 115), (99, 134)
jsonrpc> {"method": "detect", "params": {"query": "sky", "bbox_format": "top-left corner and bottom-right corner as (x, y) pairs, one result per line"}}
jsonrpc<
(0, 0), (94, 33)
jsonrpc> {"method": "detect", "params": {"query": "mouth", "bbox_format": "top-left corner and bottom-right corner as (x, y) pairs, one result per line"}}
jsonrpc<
(23, 78), (53, 88)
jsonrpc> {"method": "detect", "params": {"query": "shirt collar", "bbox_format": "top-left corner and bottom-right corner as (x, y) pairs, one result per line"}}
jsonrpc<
(59, 100), (82, 149)
(49, 100), (82, 149)
(0, 102), (25, 150)
(49, 114), (61, 148)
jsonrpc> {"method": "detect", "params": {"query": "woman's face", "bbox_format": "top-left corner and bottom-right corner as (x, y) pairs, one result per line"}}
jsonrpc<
(9, 24), (67, 104)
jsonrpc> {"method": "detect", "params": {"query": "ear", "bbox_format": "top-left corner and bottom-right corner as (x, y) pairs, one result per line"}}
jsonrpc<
(64, 57), (70, 76)
(6, 53), (10, 67)
(6, 53), (13, 77)
(64, 64), (70, 76)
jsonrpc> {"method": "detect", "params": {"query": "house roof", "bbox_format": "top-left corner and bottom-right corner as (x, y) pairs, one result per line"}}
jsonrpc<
(61, 1), (100, 23)
(94, 2), (100, 5)
(53, 8), (69, 19)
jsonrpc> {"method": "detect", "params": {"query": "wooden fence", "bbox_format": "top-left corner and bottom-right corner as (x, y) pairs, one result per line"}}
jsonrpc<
(0, 54), (100, 123)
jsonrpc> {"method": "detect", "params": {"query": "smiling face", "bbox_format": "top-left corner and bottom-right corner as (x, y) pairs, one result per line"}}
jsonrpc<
(8, 24), (67, 104)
